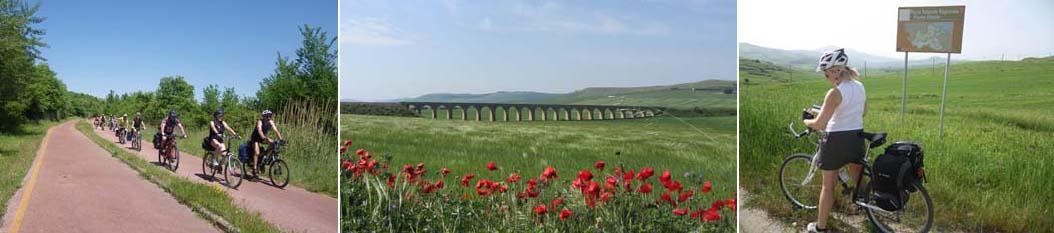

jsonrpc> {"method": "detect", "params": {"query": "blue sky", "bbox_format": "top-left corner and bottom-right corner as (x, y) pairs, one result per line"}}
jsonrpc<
(741, 0), (1054, 60)
(37, 0), (336, 100)
(340, 0), (738, 101)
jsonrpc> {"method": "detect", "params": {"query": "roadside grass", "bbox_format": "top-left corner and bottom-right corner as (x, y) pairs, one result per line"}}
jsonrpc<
(0, 121), (59, 221)
(341, 114), (738, 231)
(740, 58), (1054, 232)
(76, 120), (283, 233)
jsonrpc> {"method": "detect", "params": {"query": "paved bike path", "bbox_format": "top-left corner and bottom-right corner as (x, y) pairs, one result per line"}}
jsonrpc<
(1, 121), (219, 233)
(93, 127), (336, 233)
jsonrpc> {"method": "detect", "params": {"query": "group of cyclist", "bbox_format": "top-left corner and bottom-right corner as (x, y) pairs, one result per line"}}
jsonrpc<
(94, 113), (145, 142)
(158, 109), (284, 176)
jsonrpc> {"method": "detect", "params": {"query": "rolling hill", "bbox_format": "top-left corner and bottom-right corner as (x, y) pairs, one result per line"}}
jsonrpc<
(390, 80), (736, 109)
(740, 42), (958, 70)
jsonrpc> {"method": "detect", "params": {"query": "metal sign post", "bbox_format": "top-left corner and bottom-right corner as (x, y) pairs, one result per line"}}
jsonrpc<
(901, 52), (908, 122)
(938, 53), (951, 138)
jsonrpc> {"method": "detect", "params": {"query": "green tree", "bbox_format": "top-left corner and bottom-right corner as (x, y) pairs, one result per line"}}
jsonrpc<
(0, 0), (47, 131)
(155, 76), (197, 125)
(23, 63), (68, 120)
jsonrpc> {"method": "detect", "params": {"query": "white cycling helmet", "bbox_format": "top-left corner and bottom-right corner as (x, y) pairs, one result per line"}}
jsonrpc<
(816, 48), (849, 72)
(262, 110), (273, 116)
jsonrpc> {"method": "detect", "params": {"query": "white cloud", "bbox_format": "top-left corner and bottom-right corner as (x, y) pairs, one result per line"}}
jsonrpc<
(341, 18), (413, 46)
(503, 1), (671, 36)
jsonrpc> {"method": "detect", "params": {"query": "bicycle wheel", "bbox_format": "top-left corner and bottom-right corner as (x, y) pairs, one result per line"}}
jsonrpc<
(169, 145), (180, 171)
(269, 160), (290, 188)
(202, 153), (216, 178)
(224, 154), (245, 189)
(779, 153), (822, 209)
(865, 182), (934, 233)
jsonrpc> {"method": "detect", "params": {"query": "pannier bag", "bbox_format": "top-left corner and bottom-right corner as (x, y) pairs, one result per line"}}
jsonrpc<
(238, 144), (249, 162)
(152, 132), (162, 149)
(871, 141), (924, 211)
(201, 137), (214, 151)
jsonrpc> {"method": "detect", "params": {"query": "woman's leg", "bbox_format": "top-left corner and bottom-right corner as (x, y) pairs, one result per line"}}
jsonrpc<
(817, 169), (839, 229)
(211, 138), (225, 154)
(846, 163), (865, 195)
(252, 141), (261, 174)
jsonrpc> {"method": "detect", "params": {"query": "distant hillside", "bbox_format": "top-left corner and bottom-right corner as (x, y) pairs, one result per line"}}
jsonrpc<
(392, 80), (736, 109)
(740, 43), (957, 70)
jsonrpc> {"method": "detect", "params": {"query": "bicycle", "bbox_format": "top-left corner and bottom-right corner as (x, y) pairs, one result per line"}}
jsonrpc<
(202, 135), (245, 189)
(158, 133), (183, 171)
(116, 127), (127, 144)
(248, 139), (290, 188)
(778, 111), (933, 232)
(130, 128), (142, 152)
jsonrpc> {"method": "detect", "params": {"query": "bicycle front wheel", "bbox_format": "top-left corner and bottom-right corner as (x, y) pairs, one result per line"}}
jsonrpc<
(269, 160), (290, 188)
(865, 182), (934, 233)
(224, 154), (245, 189)
(779, 153), (822, 209)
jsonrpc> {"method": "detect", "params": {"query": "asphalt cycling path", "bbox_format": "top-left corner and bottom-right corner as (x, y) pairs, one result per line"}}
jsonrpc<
(1, 121), (219, 233)
(93, 126), (336, 233)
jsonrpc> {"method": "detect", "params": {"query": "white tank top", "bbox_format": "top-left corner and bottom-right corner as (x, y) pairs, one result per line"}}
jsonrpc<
(827, 80), (865, 132)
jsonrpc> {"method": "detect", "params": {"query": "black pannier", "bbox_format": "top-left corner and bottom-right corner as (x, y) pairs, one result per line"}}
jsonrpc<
(152, 132), (162, 149)
(871, 141), (924, 211)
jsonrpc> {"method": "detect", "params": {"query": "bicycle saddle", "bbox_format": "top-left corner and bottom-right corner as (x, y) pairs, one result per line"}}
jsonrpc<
(859, 131), (887, 148)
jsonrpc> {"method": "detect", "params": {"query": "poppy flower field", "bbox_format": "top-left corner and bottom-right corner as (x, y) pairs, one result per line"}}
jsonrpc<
(340, 114), (736, 232)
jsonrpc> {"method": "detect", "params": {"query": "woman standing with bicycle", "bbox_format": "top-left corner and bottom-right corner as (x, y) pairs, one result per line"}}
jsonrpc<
(803, 48), (867, 233)
(250, 110), (284, 177)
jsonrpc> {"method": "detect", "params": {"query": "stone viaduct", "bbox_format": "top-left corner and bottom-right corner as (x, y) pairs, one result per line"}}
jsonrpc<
(400, 102), (664, 121)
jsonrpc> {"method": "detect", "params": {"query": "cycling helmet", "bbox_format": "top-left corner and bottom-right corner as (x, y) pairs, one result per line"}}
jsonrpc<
(262, 110), (273, 117)
(169, 109), (178, 117)
(816, 48), (849, 72)
(123, 114), (127, 117)
(135, 112), (141, 116)
(214, 109), (224, 116)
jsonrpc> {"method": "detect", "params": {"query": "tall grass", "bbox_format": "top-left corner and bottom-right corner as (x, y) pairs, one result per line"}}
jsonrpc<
(0, 120), (59, 221)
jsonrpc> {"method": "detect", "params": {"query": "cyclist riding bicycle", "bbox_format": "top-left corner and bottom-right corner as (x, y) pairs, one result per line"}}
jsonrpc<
(159, 109), (188, 150)
(804, 48), (869, 233)
(249, 110), (284, 176)
(205, 109), (240, 165)
(131, 112), (145, 138)
(117, 114), (128, 138)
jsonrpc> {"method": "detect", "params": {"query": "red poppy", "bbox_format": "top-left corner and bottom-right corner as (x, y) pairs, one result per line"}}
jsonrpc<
(461, 174), (476, 187)
(356, 148), (367, 156)
(594, 160), (605, 171)
(506, 173), (521, 183)
(475, 179), (493, 196)
(577, 169), (593, 182)
(339, 146), (347, 154)
(678, 191), (694, 202)
(435, 180), (445, 189)
(527, 179), (538, 189)
(585, 181), (601, 197)
(604, 176), (617, 191)
(387, 175), (396, 187)
(599, 192), (614, 202)
(673, 208), (689, 216)
(571, 178), (584, 190)
(638, 183), (653, 193)
(701, 181), (712, 193)
(551, 198), (564, 208)
(486, 162), (497, 171)
(440, 168), (452, 176)
(710, 199), (725, 211)
(703, 209), (721, 221)
(659, 170), (672, 184)
(559, 209), (573, 220)
(541, 166), (558, 181)
(343, 140), (353, 146)
(726, 198), (737, 211)
(663, 180), (683, 193)
(660, 192), (675, 206)
(341, 160), (354, 170)
(690, 209), (705, 218)
(498, 183), (508, 193)
(533, 205), (548, 215)
(637, 167), (654, 181)
(622, 169), (635, 181)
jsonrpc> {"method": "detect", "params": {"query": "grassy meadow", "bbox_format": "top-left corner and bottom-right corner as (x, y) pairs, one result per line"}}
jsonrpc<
(740, 57), (1054, 232)
(341, 113), (738, 231)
